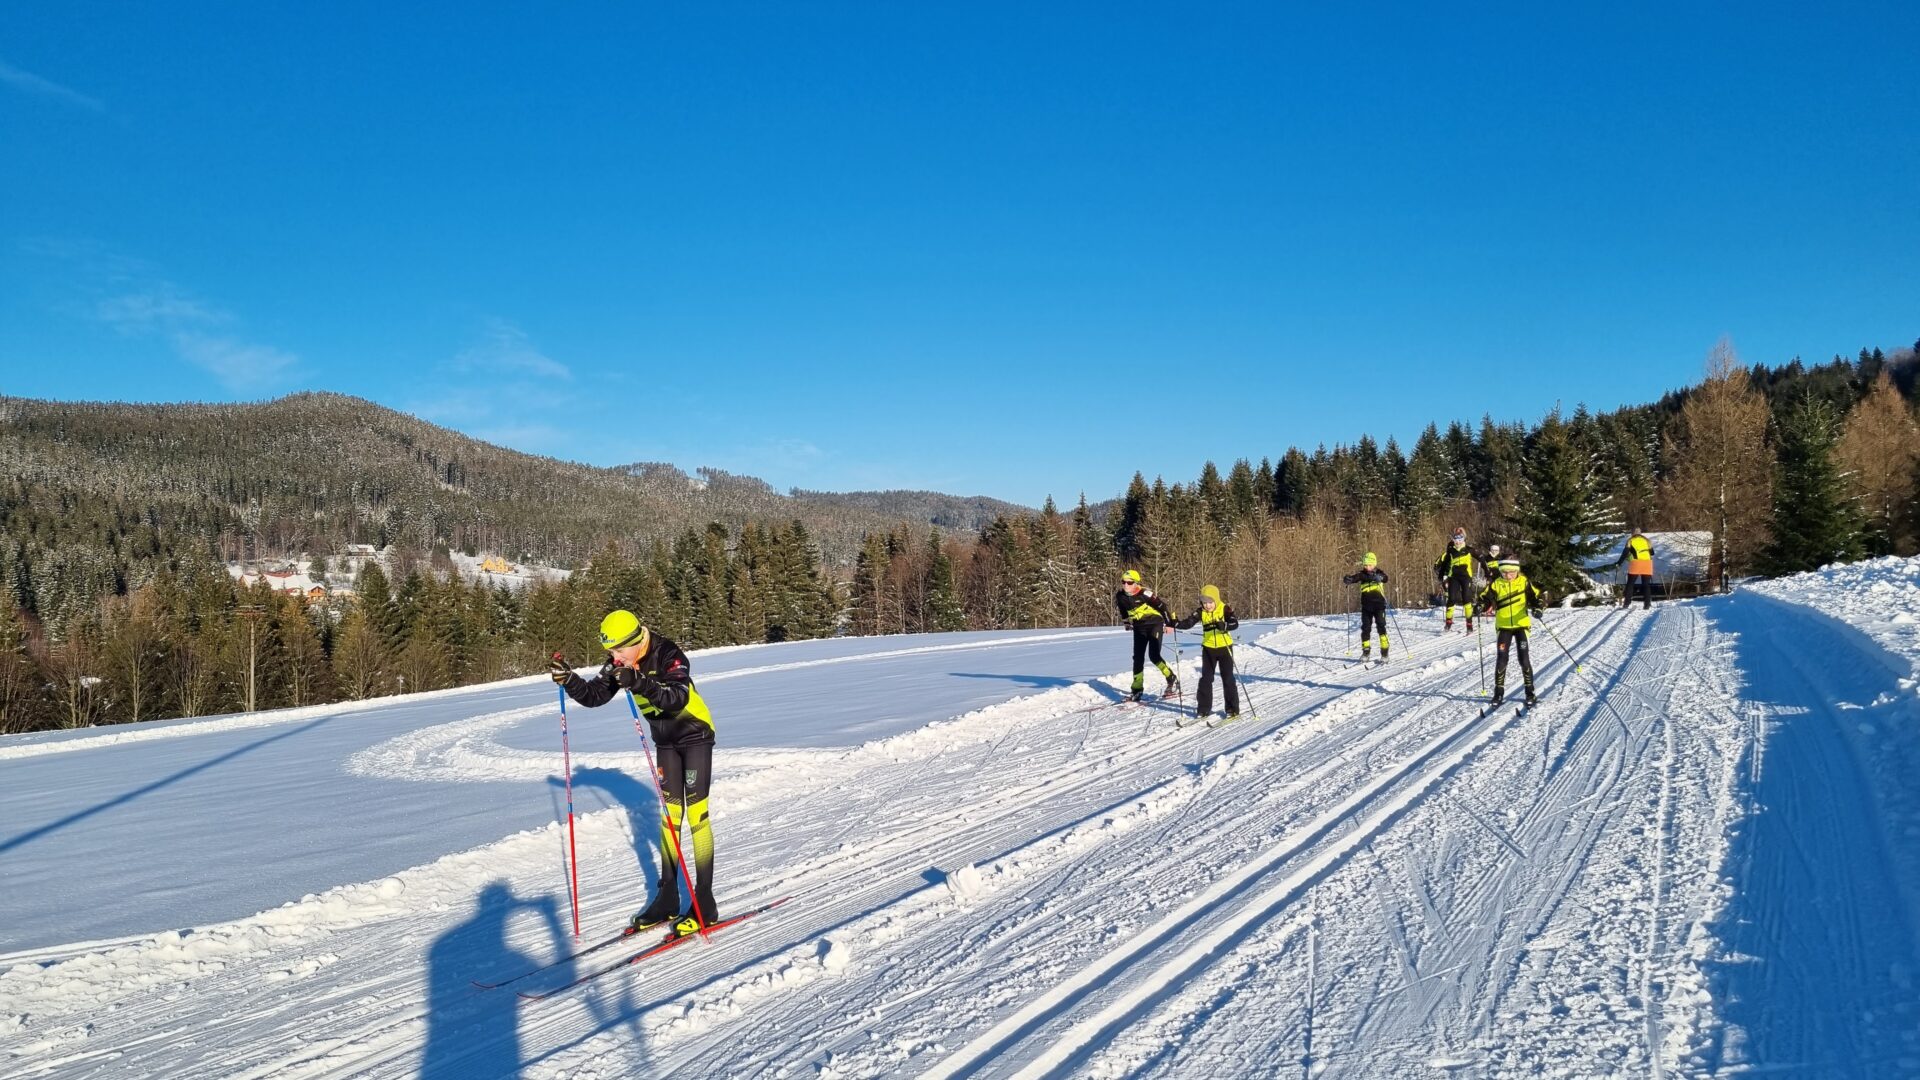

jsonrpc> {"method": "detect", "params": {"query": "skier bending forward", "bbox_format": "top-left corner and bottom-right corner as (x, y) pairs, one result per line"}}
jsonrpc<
(551, 610), (718, 937)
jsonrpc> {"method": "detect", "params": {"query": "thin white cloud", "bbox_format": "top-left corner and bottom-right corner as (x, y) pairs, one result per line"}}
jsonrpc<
(0, 59), (104, 112)
(453, 318), (571, 380)
(401, 320), (576, 455)
(89, 277), (299, 393)
(95, 286), (227, 331)
(172, 333), (297, 389)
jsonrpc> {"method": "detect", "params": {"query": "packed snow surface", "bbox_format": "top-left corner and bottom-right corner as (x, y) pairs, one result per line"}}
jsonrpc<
(4, 563), (1920, 1078)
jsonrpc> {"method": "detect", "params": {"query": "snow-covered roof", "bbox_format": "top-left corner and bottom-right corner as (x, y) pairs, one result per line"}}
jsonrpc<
(228, 565), (333, 598)
(1576, 531), (1713, 583)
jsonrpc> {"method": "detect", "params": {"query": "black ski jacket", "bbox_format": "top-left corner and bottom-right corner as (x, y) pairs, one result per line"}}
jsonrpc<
(562, 634), (716, 747)
(1342, 567), (1390, 609)
(1115, 588), (1174, 633)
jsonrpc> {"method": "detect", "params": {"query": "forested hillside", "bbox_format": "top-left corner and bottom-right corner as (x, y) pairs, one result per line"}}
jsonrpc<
(0, 391), (1021, 628)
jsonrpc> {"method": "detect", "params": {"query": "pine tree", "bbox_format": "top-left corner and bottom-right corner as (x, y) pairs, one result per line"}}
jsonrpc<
(1511, 410), (1616, 597)
(1226, 459), (1260, 525)
(356, 561), (405, 652)
(1273, 448), (1312, 515)
(332, 604), (390, 700)
(769, 521), (835, 640)
(923, 529), (966, 631)
(728, 525), (773, 643)
(1401, 424), (1451, 525)
(1111, 473), (1151, 560)
(1069, 494), (1115, 626)
(1764, 396), (1863, 574)
(848, 532), (890, 636)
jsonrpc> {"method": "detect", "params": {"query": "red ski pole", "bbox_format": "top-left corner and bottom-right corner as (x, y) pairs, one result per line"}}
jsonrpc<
(626, 688), (709, 936)
(555, 675), (582, 938)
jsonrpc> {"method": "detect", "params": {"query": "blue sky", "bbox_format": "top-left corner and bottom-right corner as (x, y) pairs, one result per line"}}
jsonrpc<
(3, 4), (1915, 507)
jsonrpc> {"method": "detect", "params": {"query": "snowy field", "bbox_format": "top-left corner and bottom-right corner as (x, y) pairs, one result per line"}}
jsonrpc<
(4, 562), (1920, 1079)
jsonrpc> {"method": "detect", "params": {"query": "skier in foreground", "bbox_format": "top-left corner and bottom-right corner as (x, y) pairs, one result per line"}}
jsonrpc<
(1433, 527), (1479, 632)
(1476, 557), (1543, 706)
(550, 611), (718, 937)
(1341, 552), (1390, 664)
(1115, 569), (1179, 702)
(1172, 584), (1239, 721)
(1613, 528), (1655, 611)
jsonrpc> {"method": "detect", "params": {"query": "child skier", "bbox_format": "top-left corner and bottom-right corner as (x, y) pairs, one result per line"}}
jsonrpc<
(1115, 569), (1179, 702)
(1475, 558), (1544, 706)
(550, 610), (718, 937)
(1433, 527), (1478, 632)
(1172, 584), (1240, 721)
(1342, 552), (1390, 663)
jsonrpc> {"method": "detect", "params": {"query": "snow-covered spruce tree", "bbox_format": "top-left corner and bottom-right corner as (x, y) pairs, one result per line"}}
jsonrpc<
(923, 529), (966, 632)
(1763, 395), (1863, 575)
(1400, 424), (1452, 527)
(847, 532), (890, 636)
(1110, 472), (1151, 562)
(1510, 409), (1617, 598)
(1066, 495), (1113, 625)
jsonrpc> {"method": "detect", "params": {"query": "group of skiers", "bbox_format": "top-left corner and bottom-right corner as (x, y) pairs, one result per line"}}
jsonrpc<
(543, 528), (1657, 939)
(1340, 526), (1660, 705)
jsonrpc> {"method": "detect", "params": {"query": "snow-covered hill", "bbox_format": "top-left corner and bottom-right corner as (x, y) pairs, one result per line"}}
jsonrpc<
(4, 566), (1920, 1078)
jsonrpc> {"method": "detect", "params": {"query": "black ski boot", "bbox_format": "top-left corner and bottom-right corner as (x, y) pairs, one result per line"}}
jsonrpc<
(1125, 688), (1143, 703)
(1490, 686), (1505, 706)
(1164, 675), (1181, 698)
(1524, 688), (1538, 707)
(668, 887), (719, 939)
(628, 883), (682, 934)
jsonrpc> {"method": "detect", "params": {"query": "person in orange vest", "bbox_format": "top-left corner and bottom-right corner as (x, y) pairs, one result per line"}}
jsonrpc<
(1613, 529), (1655, 611)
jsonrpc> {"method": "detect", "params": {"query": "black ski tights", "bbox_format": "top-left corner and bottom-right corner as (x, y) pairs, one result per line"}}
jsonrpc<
(1197, 647), (1240, 716)
(653, 742), (716, 920)
(1625, 574), (1653, 610)
(1493, 628), (1534, 693)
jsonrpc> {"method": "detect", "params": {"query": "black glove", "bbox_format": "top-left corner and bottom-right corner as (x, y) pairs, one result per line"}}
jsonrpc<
(612, 664), (662, 699)
(548, 654), (572, 685)
(1530, 607), (1543, 618)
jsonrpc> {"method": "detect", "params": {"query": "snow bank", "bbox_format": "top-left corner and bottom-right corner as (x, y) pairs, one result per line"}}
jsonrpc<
(1748, 554), (1920, 687)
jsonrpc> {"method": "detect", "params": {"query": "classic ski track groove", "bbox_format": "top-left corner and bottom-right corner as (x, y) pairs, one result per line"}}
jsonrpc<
(906, 613), (1629, 1079)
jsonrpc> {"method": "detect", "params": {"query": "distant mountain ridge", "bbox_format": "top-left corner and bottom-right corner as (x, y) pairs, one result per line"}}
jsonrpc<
(0, 391), (1030, 565)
